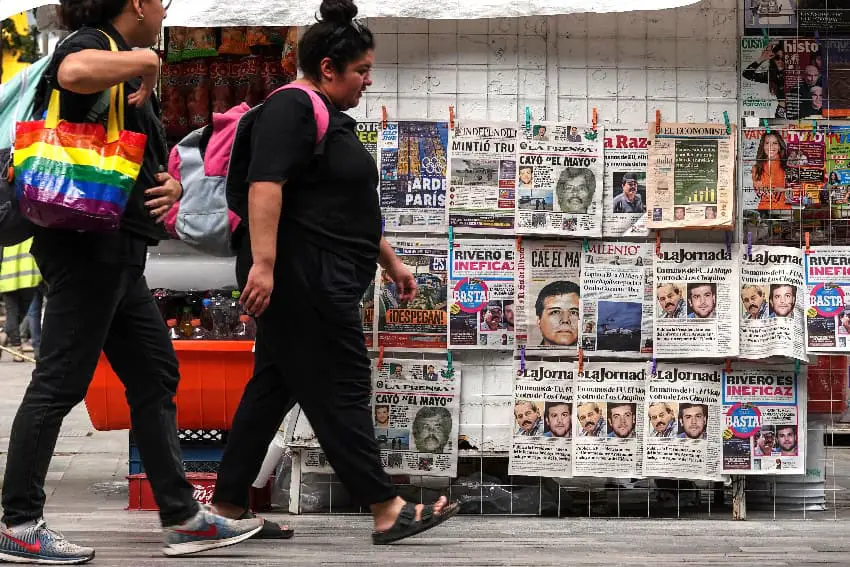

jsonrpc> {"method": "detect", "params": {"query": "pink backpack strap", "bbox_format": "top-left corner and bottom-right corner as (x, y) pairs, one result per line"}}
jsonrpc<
(266, 83), (330, 144)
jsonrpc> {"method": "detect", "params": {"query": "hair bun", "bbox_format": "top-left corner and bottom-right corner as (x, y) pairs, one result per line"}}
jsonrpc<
(319, 0), (358, 25)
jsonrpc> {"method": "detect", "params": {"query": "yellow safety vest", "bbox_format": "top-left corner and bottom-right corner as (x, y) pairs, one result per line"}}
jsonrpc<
(0, 238), (42, 293)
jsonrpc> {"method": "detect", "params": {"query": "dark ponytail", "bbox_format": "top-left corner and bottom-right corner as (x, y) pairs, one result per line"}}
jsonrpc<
(59, 0), (128, 31)
(298, 0), (375, 80)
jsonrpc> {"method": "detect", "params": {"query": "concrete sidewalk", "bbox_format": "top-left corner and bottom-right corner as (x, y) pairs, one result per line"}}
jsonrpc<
(2, 357), (850, 566)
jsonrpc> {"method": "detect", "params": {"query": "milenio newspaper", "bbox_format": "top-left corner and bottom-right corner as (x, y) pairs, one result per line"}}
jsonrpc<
(447, 122), (518, 233)
(644, 362), (723, 482)
(515, 122), (603, 237)
(739, 245), (806, 360)
(721, 363), (807, 475)
(378, 120), (449, 232)
(803, 246), (850, 352)
(580, 242), (653, 359)
(573, 362), (646, 479)
(509, 359), (575, 478)
(602, 125), (649, 237)
(646, 122), (736, 230)
(448, 238), (515, 349)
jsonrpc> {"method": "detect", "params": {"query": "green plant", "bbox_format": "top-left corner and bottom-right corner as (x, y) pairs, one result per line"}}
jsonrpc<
(1, 14), (40, 64)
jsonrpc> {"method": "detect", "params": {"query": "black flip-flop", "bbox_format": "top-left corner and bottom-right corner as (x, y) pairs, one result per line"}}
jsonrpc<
(371, 500), (460, 545)
(238, 511), (295, 540)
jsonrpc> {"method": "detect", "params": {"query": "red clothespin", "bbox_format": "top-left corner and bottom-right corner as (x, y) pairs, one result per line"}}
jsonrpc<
(578, 349), (584, 374)
(655, 110), (661, 135)
(804, 232), (811, 255)
(725, 359), (733, 373)
(655, 232), (662, 258)
(377, 345), (385, 369)
(516, 235), (523, 249)
(449, 105), (455, 129)
(592, 107), (598, 131)
(381, 105), (388, 130)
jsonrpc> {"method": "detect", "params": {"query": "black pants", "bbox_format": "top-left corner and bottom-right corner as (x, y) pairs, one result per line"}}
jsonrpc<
(213, 237), (396, 509)
(3, 287), (36, 347)
(2, 235), (199, 527)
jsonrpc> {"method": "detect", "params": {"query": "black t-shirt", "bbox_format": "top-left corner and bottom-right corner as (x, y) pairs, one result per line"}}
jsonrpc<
(31, 24), (168, 263)
(246, 88), (381, 273)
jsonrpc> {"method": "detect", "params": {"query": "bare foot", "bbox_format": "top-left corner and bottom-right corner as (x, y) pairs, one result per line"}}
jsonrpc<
(372, 495), (449, 533)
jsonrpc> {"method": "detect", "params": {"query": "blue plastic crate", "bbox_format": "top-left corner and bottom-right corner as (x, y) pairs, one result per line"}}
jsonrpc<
(129, 444), (225, 475)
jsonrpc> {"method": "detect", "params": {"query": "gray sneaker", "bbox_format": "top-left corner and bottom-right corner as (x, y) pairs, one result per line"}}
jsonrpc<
(0, 519), (95, 564)
(162, 505), (262, 556)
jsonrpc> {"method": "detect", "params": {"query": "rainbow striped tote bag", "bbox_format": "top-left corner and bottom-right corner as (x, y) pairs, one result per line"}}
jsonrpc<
(13, 32), (146, 232)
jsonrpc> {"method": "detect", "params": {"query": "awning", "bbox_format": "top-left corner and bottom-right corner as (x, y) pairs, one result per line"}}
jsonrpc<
(5, 0), (702, 27)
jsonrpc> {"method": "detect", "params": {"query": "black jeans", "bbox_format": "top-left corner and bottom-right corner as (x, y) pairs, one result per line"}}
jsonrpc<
(3, 287), (36, 347)
(2, 235), (198, 527)
(214, 237), (396, 509)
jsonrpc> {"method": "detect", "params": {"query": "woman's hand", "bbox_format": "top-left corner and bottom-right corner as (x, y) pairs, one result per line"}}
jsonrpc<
(242, 262), (274, 317)
(386, 261), (418, 302)
(145, 172), (183, 222)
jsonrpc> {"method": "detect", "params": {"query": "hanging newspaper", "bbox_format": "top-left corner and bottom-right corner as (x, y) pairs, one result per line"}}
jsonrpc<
(721, 364), (807, 475)
(743, 0), (850, 34)
(372, 358), (460, 476)
(827, 125), (850, 201)
(653, 243), (740, 358)
(520, 239), (582, 355)
(515, 122), (603, 237)
(356, 121), (380, 161)
(739, 245), (806, 360)
(573, 362), (646, 478)
(509, 359), (575, 477)
(448, 238), (516, 349)
(580, 242), (653, 358)
(646, 122), (736, 230)
(803, 246), (850, 353)
(447, 122), (517, 233)
(644, 362), (723, 481)
(602, 126), (649, 237)
(379, 120), (449, 232)
(823, 40), (850, 119)
(376, 238), (448, 349)
(362, 270), (377, 349)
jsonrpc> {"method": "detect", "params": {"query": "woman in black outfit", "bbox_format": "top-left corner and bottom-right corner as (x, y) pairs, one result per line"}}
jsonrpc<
(0, 0), (262, 562)
(211, 0), (458, 544)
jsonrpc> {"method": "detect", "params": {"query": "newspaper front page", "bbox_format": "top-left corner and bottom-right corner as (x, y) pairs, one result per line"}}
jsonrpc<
(447, 122), (518, 233)
(508, 360), (575, 477)
(377, 238), (448, 349)
(356, 121), (380, 161)
(653, 243), (740, 358)
(448, 238), (516, 349)
(721, 364), (807, 475)
(362, 270), (377, 349)
(372, 358), (460, 476)
(739, 245), (806, 360)
(803, 246), (850, 353)
(646, 122), (736, 230)
(515, 122), (603, 237)
(379, 120), (449, 232)
(520, 239), (582, 355)
(603, 126), (649, 237)
(580, 243), (653, 358)
(573, 362), (646, 478)
(644, 363), (723, 481)
(743, 1), (850, 34)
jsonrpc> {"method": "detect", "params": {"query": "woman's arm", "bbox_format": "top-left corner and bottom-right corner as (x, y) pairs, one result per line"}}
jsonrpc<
(378, 237), (417, 302)
(57, 49), (159, 95)
(240, 181), (283, 317)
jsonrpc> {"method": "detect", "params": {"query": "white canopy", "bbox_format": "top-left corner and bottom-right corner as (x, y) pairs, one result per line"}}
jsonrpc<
(4, 0), (702, 27)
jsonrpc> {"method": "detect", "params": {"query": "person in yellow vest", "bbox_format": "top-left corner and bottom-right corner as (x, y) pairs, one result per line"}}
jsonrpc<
(0, 238), (42, 362)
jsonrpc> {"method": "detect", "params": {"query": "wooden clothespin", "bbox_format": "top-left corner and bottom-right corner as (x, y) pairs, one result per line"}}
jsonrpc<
(747, 232), (753, 258)
(448, 226), (455, 247)
(448, 105), (455, 130)
(447, 351), (453, 373)
(650, 358), (657, 376)
(805, 232), (811, 254)
(723, 111), (731, 136)
(655, 232), (662, 257)
(794, 359), (801, 377)
(520, 346), (526, 371)
(762, 28), (770, 44)
(582, 238), (589, 253)
(724, 231), (732, 255)
(592, 107), (598, 131)
(655, 110), (661, 135)
(577, 348), (584, 374)
(381, 105), (388, 130)
(725, 359), (733, 373)
(525, 106), (532, 131)
(762, 118), (770, 134)
(377, 345), (385, 369)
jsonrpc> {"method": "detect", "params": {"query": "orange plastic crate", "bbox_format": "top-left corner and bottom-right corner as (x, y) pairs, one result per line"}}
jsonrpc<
(127, 472), (271, 512)
(85, 341), (254, 431)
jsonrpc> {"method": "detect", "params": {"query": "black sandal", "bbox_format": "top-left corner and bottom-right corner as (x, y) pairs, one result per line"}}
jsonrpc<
(371, 500), (460, 545)
(238, 511), (295, 540)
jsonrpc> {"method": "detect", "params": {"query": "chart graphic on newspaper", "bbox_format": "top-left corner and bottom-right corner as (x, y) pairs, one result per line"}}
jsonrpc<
(739, 245), (806, 361)
(448, 238), (515, 349)
(602, 126), (649, 237)
(721, 364), (807, 475)
(573, 362), (646, 479)
(646, 122), (736, 230)
(447, 122), (517, 233)
(803, 246), (850, 353)
(376, 238), (448, 349)
(379, 120), (449, 232)
(580, 243), (653, 359)
(644, 363), (723, 482)
(515, 122), (603, 237)
(371, 358), (460, 476)
(653, 243), (740, 358)
(509, 360), (575, 478)
(520, 239), (582, 355)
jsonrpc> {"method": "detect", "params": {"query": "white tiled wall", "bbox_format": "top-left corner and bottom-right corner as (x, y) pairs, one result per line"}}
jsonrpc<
(352, 0), (739, 127)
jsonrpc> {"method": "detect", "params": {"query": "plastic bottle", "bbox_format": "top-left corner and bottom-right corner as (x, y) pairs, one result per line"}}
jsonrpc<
(189, 319), (207, 340)
(200, 298), (214, 334)
(166, 319), (180, 340)
(228, 290), (242, 335)
(178, 307), (194, 339)
(233, 314), (256, 340)
(209, 291), (228, 339)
